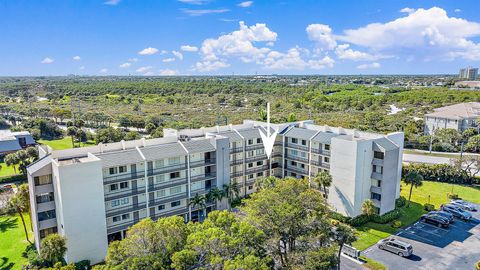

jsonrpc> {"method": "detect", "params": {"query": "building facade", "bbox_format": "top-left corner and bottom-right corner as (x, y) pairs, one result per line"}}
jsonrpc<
(424, 102), (480, 134)
(27, 120), (403, 264)
(0, 130), (36, 156)
(459, 67), (478, 80)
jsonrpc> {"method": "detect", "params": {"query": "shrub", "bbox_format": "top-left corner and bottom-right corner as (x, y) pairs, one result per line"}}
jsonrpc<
(391, 220), (402, 228)
(75, 260), (90, 270)
(476, 261), (480, 270)
(395, 196), (407, 208)
(372, 209), (401, 224)
(349, 214), (372, 227)
(330, 212), (352, 224)
(424, 203), (435, 211)
(447, 192), (458, 199)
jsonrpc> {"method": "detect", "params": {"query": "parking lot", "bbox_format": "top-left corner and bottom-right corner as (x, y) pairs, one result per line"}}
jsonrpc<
(362, 203), (480, 270)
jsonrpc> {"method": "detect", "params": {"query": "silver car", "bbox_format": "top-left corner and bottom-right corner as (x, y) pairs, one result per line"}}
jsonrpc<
(441, 204), (472, 220)
(377, 238), (413, 257)
(450, 200), (477, 211)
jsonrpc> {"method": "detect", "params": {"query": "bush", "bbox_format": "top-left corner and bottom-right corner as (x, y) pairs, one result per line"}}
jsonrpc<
(447, 192), (458, 199)
(349, 214), (372, 227)
(476, 261), (480, 270)
(75, 260), (90, 270)
(395, 196), (407, 208)
(424, 203), (435, 211)
(391, 220), (402, 228)
(372, 209), (401, 224)
(330, 212), (352, 224)
(403, 163), (474, 185)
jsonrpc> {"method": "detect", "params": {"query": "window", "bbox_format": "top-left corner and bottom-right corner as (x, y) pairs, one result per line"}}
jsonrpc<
(170, 172), (180, 179)
(248, 185), (253, 190)
(257, 172), (263, 177)
(121, 214), (130, 220)
(171, 201), (181, 207)
(256, 161), (263, 166)
(292, 138), (298, 144)
(324, 144), (330, 150)
(18, 137), (27, 147)
(248, 151), (254, 157)
(112, 198), (129, 207)
(109, 184), (118, 191)
(301, 139), (306, 146)
(155, 174), (166, 183)
(300, 164), (305, 169)
(155, 159), (164, 168)
(38, 210), (56, 221)
(34, 175), (52, 186)
(40, 227), (57, 239)
(191, 181), (202, 191)
(158, 205), (165, 210)
(248, 163), (254, 168)
(248, 174), (254, 179)
(324, 157), (330, 163)
(169, 157), (181, 165)
(112, 216), (121, 222)
(120, 182), (129, 189)
(119, 166), (127, 173)
(257, 138), (261, 144)
(256, 149), (264, 155)
(371, 193), (382, 201)
(109, 167), (117, 175)
(374, 151), (384, 159)
(120, 198), (129, 205)
(373, 165), (383, 174)
(170, 186), (182, 195)
(36, 192), (54, 204)
(248, 139), (253, 145)
(291, 161), (297, 166)
(157, 189), (166, 197)
(291, 149), (298, 156)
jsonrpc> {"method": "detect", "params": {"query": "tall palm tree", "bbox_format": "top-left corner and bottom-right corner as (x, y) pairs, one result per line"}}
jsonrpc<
(331, 223), (356, 270)
(313, 171), (333, 199)
(206, 187), (225, 206)
(223, 182), (240, 211)
(4, 153), (19, 174)
(188, 194), (207, 221)
(403, 171), (424, 207)
(66, 126), (77, 148)
(361, 199), (376, 216)
(8, 184), (32, 243)
(254, 176), (278, 190)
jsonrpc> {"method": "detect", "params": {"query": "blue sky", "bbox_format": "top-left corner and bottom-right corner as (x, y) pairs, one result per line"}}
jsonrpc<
(1, 0), (480, 76)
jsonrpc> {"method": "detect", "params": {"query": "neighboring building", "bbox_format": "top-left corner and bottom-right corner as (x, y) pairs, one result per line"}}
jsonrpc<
(459, 67), (478, 80)
(0, 130), (36, 156)
(27, 120), (403, 264)
(454, 81), (480, 89)
(424, 102), (480, 134)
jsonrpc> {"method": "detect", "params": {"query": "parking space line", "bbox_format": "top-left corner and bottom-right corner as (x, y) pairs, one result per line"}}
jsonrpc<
(397, 230), (434, 243)
(413, 222), (449, 233)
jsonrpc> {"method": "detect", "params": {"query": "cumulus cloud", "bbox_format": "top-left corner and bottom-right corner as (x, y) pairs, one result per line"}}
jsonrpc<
(263, 48), (334, 70)
(162, 58), (176, 63)
(172, 50), (184, 60)
(454, 9), (461, 13)
(306, 24), (337, 50)
(41, 57), (54, 64)
(181, 45), (199, 52)
(400, 7), (415, 14)
(138, 47), (159, 55)
(128, 58), (139, 62)
(181, 9), (229, 16)
(104, 0), (120, 5)
(119, 62), (131, 68)
(79, 66), (85, 70)
(72, 56), (81, 61)
(357, 62), (381, 69)
(136, 66), (153, 73)
(335, 44), (381, 61)
(159, 69), (179, 76)
(99, 68), (108, 73)
(238, 1), (253, 8)
(338, 7), (480, 60)
(196, 21), (277, 71)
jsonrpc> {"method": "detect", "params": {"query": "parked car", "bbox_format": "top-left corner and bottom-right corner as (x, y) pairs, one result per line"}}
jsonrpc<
(450, 200), (477, 211)
(428, 211), (454, 223)
(441, 204), (472, 220)
(420, 214), (450, 228)
(377, 238), (413, 257)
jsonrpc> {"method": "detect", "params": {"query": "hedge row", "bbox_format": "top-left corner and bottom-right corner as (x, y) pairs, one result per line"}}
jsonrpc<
(330, 208), (401, 227)
(403, 163), (478, 185)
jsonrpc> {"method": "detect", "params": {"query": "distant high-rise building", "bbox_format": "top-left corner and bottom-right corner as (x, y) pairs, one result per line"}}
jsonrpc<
(459, 67), (478, 80)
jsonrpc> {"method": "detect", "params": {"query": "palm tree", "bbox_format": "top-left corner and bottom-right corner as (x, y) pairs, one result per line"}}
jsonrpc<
(331, 222), (356, 270)
(362, 199), (376, 216)
(254, 176), (278, 190)
(66, 126), (77, 148)
(403, 171), (424, 207)
(188, 194), (206, 221)
(206, 187), (224, 206)
(223, 182), (240, 211)
(4, 153), (19, 174)
(313, 171), (332, 199)
(8, 184), (32, 243)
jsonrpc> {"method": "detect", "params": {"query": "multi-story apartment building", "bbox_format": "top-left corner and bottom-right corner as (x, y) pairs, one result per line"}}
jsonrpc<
(424, 102), (480, 134)
(459, 67), (478, 80)
(27, 120), (403, 264)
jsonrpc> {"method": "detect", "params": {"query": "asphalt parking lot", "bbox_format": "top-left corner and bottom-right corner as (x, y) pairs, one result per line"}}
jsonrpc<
(362, 203), (480, 270)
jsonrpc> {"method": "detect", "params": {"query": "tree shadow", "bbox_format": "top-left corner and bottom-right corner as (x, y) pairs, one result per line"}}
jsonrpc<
(0, 257), (14, 270)
(0, 217), (18, 233)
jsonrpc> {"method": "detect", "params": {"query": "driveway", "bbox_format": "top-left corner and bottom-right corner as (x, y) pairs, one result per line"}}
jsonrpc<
(362, 203), (480, 270)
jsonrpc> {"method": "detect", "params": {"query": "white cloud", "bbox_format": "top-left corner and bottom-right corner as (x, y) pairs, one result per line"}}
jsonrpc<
(143, 71), (155, 76)
(263, 48), (334, 70)
(339, 7), (480, 60)
(99, 68), (108, 73)
(308, 56), (335, 69)
(306, 24), (337, 50)
(400, 7), (415, 14)
(41, 57), (54, 64)
(181, 9), (229, 16)
(104, 0), (120, 5)
(160, 50), (168, 55)
(454, 9), (461, 13)
(136, 66), (153, 73)
(196, 21), (277, 71)
(335, 44), (381, 61)
(238, 1), (253, 8)
(159, 69), (179, 76)
(181, 45), (199, 52)
(128, 58), (138, 62)
(79, 66), (85, 70)
(119, 62), (131, 68)
(178, 0), (210, 4)
(162, 58), (176, 63)
(357, 62), (381, 69)
(138, 47), (159, 55)
(172, 50), (184, 60)
(72, 56), (81, 61)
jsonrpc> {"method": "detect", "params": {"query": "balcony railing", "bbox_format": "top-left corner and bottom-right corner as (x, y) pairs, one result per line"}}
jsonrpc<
(148, 178), (187, 192)
(230, 170), (243, 177)
(285, 165), (309, 175)
(104, 172), (146, 184)
(284, 142), (309, 152)
(147, 164), (187, 177)
(311, 148), (330, 155)
(190, 158), (216, 168)
(230, 147), (244, 153)
(371, 172), (383, 181)
(104, 187), (147, 201)
(106, 202), (147, 217)
(285, 153), (309, 164)
(245, 165), (269, 175)
(372, 158), (384, 166)
(152, 207), (189, 220)
(107, 220), (136, 234)
(191, 173), (216, 182)
(148, 193), (188, 207)
(370, 185), (382, 194)
(245, 144), (264, 151)
(231, 159), (244, 165)
(245, 154), (267, 163)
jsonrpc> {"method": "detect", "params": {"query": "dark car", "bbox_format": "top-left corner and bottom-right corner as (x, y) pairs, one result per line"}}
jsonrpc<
(441, 204), (472, 220)
(420, 214), (449, 228)
(428, 211), (454, 223)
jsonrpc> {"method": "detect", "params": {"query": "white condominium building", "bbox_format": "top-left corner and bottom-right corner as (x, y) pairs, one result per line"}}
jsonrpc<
(424, 102), (480, 134)
(27, 120), (403, 264)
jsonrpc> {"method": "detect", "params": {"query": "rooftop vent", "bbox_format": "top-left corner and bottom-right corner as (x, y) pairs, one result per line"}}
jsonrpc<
(179, 135), (191, 142)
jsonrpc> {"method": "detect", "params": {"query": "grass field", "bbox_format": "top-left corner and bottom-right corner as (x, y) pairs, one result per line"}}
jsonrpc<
(0, 162), (18, 178)
(38, 137), (95, 150)
(352, 181), (480, 250)
(0, 214), (33, 270)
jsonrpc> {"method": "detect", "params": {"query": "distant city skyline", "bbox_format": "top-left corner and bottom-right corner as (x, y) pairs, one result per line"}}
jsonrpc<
(2, 0), (480, 76)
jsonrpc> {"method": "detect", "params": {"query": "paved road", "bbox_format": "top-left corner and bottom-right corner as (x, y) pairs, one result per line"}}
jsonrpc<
(403, 153), (451, 165)
(362, 204), (480, 270)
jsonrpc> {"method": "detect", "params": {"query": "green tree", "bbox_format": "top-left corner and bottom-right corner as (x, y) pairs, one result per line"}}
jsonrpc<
(402, 170), (424, 207)
(304, 246), (338, 270)
(8, 184), (31, 243)
(223, 182), (240, 211)
(258, 109), (267, 121)
(150, 127), (164, 138)
(313, 171), (333, 199)
(287, 112), (297, 122)
(330, 222), (356, 270)
(66, 126), (77, 148)
(40, 234), (67, 266)
(361, 199), (376, 216)
(4, 153), (19, 174)
(465, 134), (480, 152)
(254, 176), (279, 190)
(95, 127), (125, 144)
(206, 187), (225, 205)
(189, 194), (207, 221)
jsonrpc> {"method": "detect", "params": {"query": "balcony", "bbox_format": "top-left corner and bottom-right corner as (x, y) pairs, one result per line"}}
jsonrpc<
(190, 158), (216, 168)
(39, 218), (57, 230)
(245, 154), (267, 163)
(285, 165), (308, 176)
(231, 159), (244, 165)
(148, 193), (188, 208)
(230, 147), (243, 153)
(245, 165), (269, 175)
(37, 201), (55, 212)
(370, 185), (382, 194)
(245, 144), (264, 151)
(104, 172), (146, 185)
(371, 172), (383, 181)
(147, 164), (187, 177)
(311, 148), (330, 155)
(284, 142), (309, 152)
(191, 173), (216, 182)
(148, 178), (187, 192)
(106, 202), (147, 218)
(372, 158), (384, 166)
(285, 153), (309, 164)
(107, 220), (136, 234)
(152, 207), (189, 220)
(230, 170), (243, 177)
(34, 183), (54, 195)
(105, 187), (147, 201)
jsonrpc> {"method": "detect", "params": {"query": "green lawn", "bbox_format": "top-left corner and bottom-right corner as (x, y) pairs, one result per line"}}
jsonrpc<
(352, 181), (480, 250)
(0, 162), (19, 178)
(39, 137), (95, 150)
(0, 214), (34, 270)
